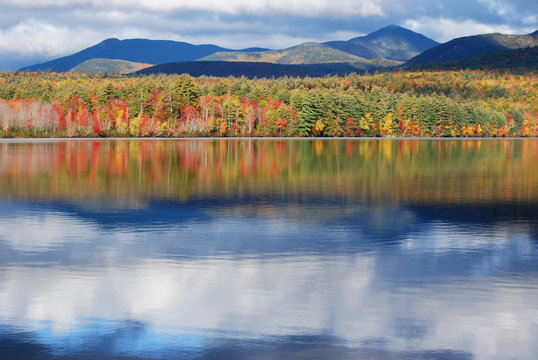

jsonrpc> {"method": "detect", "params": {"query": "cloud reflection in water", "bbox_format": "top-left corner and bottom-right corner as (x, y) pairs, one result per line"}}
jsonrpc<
(0, 200), (536, 360)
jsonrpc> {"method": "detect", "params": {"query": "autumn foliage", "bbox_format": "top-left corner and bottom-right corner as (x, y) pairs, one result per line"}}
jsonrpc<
(0, 69), (536, 137)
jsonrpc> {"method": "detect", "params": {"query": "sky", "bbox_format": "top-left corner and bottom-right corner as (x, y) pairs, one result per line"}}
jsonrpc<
(0, 0), (536, 70)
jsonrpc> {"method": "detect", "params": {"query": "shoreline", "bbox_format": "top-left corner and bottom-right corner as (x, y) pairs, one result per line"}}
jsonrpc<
(1, 137), (537, 143)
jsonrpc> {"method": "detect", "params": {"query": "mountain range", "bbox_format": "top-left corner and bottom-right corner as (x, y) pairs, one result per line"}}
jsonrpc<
(201, 42), (369, 64)
(19, 39), (269, 72)
(201, 25), (438, 65)
(19, 25), (538, 76)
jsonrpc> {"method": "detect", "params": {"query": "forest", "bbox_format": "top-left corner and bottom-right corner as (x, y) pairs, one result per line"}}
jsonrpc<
(0, 69), (536, 138)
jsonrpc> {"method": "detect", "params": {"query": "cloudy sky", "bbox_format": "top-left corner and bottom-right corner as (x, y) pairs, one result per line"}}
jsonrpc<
(0, 0), (536, 70)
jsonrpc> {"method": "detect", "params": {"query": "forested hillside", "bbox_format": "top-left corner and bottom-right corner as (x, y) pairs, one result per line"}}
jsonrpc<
(409, 46), (538, 71)
(136, 61), (396, 78)
(71, 59), (153, 74)
(200, 42), (369, 64)
(406, 32), (538, 66)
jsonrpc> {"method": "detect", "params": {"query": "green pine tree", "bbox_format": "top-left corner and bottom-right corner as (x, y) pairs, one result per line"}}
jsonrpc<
(299, 90), (324, 136)
(174, 74), (201, 108)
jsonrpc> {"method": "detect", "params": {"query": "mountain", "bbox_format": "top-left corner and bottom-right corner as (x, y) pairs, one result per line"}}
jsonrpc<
(19, 38), (261, 72)
(200, 42), (371, 64)
(201, 25), (436, 64)
(70, 58), (153, 74)
(19, 25), (431, 73)
(324, 25), (439, 61)
(136, 61), (387, 78)
(408, 46), (538, 71)
(406, 31), (538, 67)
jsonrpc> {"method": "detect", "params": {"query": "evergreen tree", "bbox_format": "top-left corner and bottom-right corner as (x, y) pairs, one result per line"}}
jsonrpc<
(299, 90), (324, 136)
(509, 106), (525, 129)
(211, 81), (228, 96)
(416, 98), (436, 135)
(99, 82), (115, 106)
(174, 74), (201, 108)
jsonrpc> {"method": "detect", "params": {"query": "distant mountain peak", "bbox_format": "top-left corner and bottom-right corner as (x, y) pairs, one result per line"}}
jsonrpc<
(324, 25), (439, 61)
(377, 24), (407, 31)
(363, 25), (432, 39)
(99, 38), (121, 44)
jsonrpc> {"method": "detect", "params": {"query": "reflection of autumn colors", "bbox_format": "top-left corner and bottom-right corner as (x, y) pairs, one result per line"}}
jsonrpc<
(0, 139), (536, 206)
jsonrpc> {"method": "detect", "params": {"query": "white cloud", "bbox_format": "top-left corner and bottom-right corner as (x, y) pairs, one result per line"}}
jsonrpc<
(477, 0), (512, 16)
(0, 19), (104, 56)
(522, 15), (537, 25)
(1, 0), (385, 17)
(0, 17), (243, 57)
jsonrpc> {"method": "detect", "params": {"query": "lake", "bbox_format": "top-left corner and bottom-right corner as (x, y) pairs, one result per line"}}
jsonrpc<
(0, 139), (537, 360)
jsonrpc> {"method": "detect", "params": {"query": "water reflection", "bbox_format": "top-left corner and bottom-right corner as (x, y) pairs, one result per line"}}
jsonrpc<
(1, 139), (537, 206)
(0, 139), (537, 359)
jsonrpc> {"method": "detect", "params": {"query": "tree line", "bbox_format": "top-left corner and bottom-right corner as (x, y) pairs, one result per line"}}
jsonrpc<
(0, 70), (536, 137)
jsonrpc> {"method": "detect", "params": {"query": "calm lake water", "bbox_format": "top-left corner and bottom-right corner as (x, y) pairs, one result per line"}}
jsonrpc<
(0, 139), (537, 360)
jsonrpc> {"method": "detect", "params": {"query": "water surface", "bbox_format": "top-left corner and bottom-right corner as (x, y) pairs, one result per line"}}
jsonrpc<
(0, 139), (537, 359)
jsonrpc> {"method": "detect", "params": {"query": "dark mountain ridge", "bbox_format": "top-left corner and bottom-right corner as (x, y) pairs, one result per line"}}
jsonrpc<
(406, 31), (538, 67)
(406, 46), (538, 71)
(19, 38), (269, 72)
(136, 61), (373, 78)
